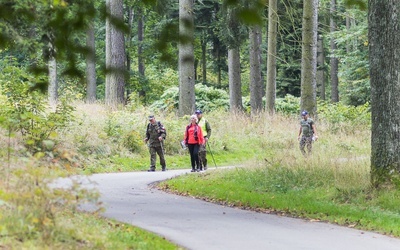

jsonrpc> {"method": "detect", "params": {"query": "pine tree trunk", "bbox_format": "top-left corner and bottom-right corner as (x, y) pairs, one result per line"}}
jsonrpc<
(266, 0), (277, 115)
(138, 8), (146, 102)
(48, 52), (58, 107)
(228, 48), (243, 112)
(178, 0), (195, 116)
(249, 25), (263, 115)
(86, 21), (96, 103)
(300, 0), (318, 116)
(106, 0), (126, 109)
(330, 0), (339, 103)
(316, 34), (325, 100)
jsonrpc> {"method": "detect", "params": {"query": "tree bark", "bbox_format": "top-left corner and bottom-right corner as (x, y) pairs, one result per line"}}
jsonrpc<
(316, 34), (325, 100)
(300, 0), (318, 116)
(201, 31), (207, 84)
(228, 48), (243, 112)
(369, 0), (400, 185)
(330, 0), (339, 103)
(138, 8), (146, 102)
(249, 25), (263, 114)
(105, 0), (126, 109)
(48, 50), (58, 107)
(178, 0), (195, 116)
(86, 21), (96, 103)
(266, 0), (277, 115)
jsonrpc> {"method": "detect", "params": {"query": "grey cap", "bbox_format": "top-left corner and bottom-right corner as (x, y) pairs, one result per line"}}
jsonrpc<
(301, 110), (308, 116)
(148, 115), (155, 120)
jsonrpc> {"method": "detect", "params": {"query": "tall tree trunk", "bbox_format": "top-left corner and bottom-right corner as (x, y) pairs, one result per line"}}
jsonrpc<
(86, 21), (96, 103)
(138, 8), (146, 102)
(126, 7), (133, 101)
(48, 49), (58, 107)
(300, 0), (318, 116)
(266, 0), (278, 115)
(201, 31), (207, 84)
(106, 0), (126, 108)
(228, 48), (243, 112)
(249, 25), (263, 114)
(330, 0), (339, 103)
(316, 34), (325, 100)
(105, 0), (111, 103)
(178, 0), (195, 116)
(369, 0), (400, 186)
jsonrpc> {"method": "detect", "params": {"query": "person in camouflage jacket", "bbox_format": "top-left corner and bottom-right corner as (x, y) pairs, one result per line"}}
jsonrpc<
(144, 115), (166, 171)
(298, 110), (318, 156)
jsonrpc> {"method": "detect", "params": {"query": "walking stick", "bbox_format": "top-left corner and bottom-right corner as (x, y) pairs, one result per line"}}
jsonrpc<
(207, 142), (217, 168)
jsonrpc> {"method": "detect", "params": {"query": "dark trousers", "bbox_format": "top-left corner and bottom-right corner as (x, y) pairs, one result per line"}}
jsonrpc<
(188, 144), (201, 170)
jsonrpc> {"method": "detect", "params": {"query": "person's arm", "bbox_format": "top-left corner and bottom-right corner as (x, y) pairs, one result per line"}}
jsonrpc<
(144, 124), (150, 142)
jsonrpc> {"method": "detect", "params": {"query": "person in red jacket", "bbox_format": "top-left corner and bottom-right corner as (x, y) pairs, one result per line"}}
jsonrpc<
(184, 114), (205, 172)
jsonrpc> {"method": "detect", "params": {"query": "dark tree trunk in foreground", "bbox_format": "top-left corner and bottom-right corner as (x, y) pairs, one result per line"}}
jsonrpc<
(369, 0), (400, 186)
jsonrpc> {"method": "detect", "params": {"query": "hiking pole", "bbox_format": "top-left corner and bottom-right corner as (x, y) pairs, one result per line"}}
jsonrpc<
(207, 142), (217, 168)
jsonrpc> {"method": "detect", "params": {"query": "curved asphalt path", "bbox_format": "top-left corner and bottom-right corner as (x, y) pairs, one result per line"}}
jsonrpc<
(68, 168), (400, 250)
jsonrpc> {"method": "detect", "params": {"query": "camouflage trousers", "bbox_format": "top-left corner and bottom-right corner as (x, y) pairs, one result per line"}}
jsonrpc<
(149, 146), (166, 170)
(199, 144), (207, 170)
(300, 136), (313, 156)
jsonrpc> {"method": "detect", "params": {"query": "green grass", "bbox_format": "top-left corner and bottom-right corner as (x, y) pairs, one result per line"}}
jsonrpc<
(1, 103), (399, 249)
(0, 210), (180, 249)
(160, 162), (400, 237)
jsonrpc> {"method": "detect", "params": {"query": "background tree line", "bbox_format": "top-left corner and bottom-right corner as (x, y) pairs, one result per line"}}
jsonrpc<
(0, 0), (369, 111)
(1, 0), (399, 185)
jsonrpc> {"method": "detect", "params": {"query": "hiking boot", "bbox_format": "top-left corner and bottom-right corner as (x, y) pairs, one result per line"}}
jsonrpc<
(147, 169), (155, 172)
(204, 166), (207, 170)
(162, 168), (166, 171)
(191, 169), (196, 172)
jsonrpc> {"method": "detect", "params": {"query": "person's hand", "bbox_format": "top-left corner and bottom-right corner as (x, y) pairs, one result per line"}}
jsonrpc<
(297, 136), (301, 141)
(205, 137), (208, 142)
(314, 135), (318, 141)
(144, 138), (148, 142)
(158, 136), (163, 141)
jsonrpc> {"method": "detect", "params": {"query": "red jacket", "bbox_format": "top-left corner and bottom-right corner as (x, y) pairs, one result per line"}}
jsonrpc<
(184, 124), (205, 145)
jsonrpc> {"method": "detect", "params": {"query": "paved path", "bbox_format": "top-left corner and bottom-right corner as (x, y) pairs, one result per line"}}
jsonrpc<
(69, 168), (400, 250)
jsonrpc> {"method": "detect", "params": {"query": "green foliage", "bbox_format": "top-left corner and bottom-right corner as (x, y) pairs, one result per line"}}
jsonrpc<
(123, 130), (143, 153)
(275, 94), (300, 116)
(332, 6), (369, 106)
(318, 101), (371, 133)
(150, 84), (230, 113)
(0, 64), (74, 154)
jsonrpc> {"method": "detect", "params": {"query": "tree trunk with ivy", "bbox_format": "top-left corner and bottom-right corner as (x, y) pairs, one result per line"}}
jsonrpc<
(369, 0), (400, 186)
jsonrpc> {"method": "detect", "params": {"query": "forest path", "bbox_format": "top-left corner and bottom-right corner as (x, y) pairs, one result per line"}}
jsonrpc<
(72, 168), (400, 250)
